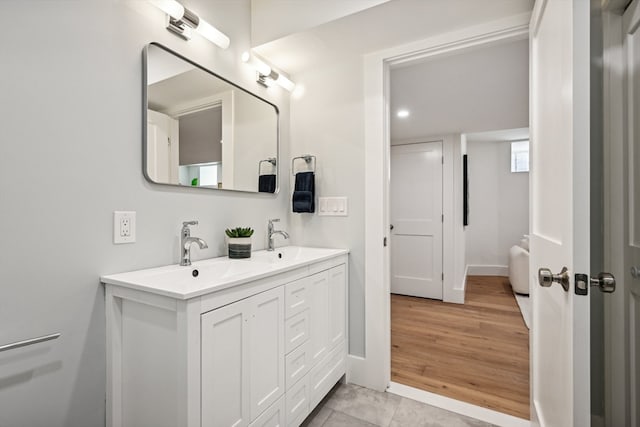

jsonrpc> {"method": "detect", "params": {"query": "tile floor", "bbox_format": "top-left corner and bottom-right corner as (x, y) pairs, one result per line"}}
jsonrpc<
(302, 383), (497, 427)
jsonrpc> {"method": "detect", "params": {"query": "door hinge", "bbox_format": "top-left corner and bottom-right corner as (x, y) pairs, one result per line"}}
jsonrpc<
(442, 156), (444, 164)
(383, 237), (387, 247)
(442, 273), (444, 281)
(442, 214), (444, 222)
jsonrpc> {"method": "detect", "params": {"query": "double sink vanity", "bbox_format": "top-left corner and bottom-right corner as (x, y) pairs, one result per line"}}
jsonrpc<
(102, 246), (349, 427)
(110, 42), (348, 427)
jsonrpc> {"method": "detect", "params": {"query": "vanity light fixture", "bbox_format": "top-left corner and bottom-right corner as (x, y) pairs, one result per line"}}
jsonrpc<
(241, 52), (296, 92)
(149, 0), (230, 49)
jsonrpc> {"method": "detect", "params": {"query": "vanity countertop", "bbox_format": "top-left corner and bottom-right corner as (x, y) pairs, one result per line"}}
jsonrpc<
(101, 246), (348, 300)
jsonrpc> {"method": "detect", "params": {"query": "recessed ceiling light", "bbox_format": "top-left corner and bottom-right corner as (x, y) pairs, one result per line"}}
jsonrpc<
(397, 109), (410, 118)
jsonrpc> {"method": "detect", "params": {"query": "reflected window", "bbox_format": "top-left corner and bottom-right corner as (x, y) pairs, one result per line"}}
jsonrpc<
(511, 140), (529, 173)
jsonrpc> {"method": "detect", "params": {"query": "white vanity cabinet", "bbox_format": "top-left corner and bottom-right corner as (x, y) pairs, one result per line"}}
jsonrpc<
(103, 248), (348, 427)
(201, 286), (284, 427)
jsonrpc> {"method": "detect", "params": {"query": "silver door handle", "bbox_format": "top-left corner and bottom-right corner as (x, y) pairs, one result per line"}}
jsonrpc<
(538, 267), (570, 292)
(0, 333), (61, 353)
(632, 266), (640, 279)
(590, 273), (616, 293)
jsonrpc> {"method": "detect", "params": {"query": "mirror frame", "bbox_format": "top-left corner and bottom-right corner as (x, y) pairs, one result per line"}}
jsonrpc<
(142, 42), (280, 194)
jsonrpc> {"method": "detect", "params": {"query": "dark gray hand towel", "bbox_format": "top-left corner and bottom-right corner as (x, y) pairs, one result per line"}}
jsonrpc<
(259, 174), (276, 193)
(293, 171), (315, 212)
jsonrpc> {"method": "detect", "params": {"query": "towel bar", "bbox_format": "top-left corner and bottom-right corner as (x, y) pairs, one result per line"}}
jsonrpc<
(0, 333), (61, 353)
(291, 154), (316, 175)
(258, 158), (277, 175)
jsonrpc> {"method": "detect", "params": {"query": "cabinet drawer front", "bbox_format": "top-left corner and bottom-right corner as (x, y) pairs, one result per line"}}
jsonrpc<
(249, 395), (285, 427)
(285, 378), (310, 427)
(285, 341), (312, 390)
(284, 278), (309, 319)
(285, 310), (310, 354)
(308, 341), (346, 410)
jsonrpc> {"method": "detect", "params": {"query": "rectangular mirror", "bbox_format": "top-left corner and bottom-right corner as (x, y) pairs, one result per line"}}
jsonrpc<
(143, 43), (279, 193)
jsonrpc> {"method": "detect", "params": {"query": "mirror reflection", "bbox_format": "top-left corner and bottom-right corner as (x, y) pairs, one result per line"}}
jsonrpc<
(144, 43), (279, 193)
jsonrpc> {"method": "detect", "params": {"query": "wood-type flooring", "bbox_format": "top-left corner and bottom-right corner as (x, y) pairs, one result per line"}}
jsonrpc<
(391, 275), (530, 419)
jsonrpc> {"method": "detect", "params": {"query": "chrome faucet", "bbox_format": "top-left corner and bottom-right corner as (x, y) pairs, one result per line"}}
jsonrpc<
(267, 219), (289, 251)
(181, 221), (208, 266)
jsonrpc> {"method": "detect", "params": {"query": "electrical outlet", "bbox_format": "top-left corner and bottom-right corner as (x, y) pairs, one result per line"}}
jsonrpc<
(114, 211), (136, 244)
(121, 217), (130, 237)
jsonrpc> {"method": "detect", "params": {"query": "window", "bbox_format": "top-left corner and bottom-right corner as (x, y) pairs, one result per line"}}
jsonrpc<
(511, 140), (529, 173)
(178, 162), (222, 187)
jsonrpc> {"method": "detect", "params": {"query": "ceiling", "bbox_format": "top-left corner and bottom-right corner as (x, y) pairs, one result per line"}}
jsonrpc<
(250, 0), (390, 46)
(390, 38), (529, 141)
(253, 0), (534, 75)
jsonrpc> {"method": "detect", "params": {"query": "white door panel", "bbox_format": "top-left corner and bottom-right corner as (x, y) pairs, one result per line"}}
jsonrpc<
(390, 141), (443, 300)
(530, 0), (591, 426)
(624, 2), (640, 423)
(147, 109), (179, 184)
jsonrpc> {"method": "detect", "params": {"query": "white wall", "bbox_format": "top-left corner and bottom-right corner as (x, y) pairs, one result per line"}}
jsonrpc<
(233, 89), (279, 192)
(465, 140), (529, 269)
(289, 57), (366, 356)
(0, 2), (290, 426)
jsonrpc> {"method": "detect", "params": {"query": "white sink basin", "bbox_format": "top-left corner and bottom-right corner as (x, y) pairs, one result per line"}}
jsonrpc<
(101, 246), (348, 299)
(251, 246), (335, 264)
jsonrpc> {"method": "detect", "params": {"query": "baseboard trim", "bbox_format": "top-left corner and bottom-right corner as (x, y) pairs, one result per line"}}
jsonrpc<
(466, 265), (509, 276)
(346, 354), (386, 391)
(387, 382), (530, 427)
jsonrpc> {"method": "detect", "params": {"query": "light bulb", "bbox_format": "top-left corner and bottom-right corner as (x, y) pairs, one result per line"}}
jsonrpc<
(241, 52), (272, 77)
(149, 0), (184, 20)
(276, 74), (295, 92)
(196, 19), (230, 49)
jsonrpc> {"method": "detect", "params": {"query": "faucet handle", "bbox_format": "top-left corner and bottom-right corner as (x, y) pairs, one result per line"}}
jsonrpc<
(183, 220), (198, 227)
(269, 218), (280, 224)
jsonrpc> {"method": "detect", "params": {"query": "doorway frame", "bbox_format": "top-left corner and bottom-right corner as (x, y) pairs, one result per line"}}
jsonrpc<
(353, 12), (531, 392)
(602, 2), (634, 425)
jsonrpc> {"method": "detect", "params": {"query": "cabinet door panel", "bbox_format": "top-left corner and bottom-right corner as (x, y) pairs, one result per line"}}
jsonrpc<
(202, 301), (250, 427)
(250, 287), (285, 421)
(308, 271), (329, 366)
(308, 342), (346, 410)
(328, 265), (346, 350)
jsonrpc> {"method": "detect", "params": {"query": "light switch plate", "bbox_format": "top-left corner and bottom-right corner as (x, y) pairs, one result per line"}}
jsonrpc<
(114, 211), (136, 244)
(318, 197), (348, 216)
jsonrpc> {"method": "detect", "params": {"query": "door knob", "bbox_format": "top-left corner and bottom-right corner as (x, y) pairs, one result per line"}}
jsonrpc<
(575, 272), (617, 295)
(590, 273), (616, 293)
(632, 266), (640, 279)
(390, 224), (394, 230)
(538, 267), (570, 292)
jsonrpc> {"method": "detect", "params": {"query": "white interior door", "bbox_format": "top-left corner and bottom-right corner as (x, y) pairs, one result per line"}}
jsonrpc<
(530, 1), (591, 426)
(147, 109), (179, 184)
(623, 3), (640, 424)
(390, 141), (443, 300)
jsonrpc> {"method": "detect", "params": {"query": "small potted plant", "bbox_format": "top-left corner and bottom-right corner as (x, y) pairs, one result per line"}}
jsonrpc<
(225, 227), (254, 259)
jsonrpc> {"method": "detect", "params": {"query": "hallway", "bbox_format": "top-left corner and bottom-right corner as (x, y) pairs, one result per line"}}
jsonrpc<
(391, 276), (530, 419)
